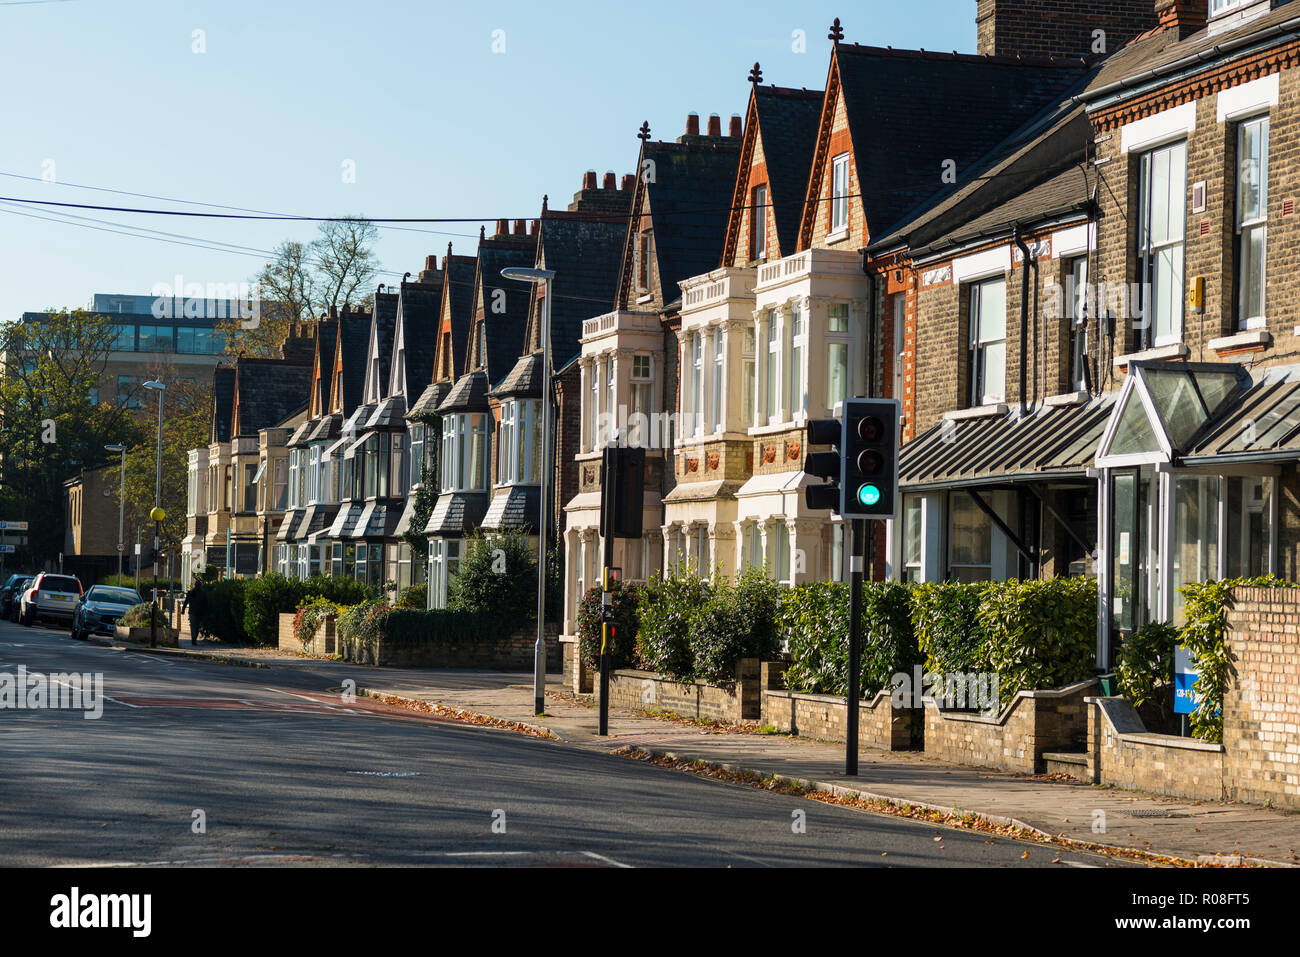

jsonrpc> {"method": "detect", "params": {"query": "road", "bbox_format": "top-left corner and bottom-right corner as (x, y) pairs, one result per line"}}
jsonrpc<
(0, 616), (1133, 867)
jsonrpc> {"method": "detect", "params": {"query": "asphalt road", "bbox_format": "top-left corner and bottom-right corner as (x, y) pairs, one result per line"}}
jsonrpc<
(0, 617), (1132, 868)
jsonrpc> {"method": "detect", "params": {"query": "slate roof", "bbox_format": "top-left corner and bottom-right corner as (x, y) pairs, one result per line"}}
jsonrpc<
(313, 319), (339, 412)
(349, 502), (402, 540)
(365, 394), (407, 430)
(394, 279), (442, 397)
(438, 370), (490, 414)
(211, 365), (236, 443)
(425, 491), (488, 537)
(371, 291), (400, 395)
(482, 484), (540, 533)
(299, 502), (337, 540)
(286, 421), (312, 449)
(338, 316), (371, 415)
(275, 508), (305, 542)
(639, 136), (742, 307)
(534, 210), (627, 368)
(407, 381), (450, 419)
(233, 357), (313, 438)
(475, 239), (537, 387)
(830, 44), (1091, 240)
(306, 413), (341, 444)
(492, 352), (543, 400)
(751, 85), (823, 257)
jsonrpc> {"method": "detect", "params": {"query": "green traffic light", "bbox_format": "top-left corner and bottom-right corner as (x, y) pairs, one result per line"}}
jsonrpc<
(857, 484), (881, 507)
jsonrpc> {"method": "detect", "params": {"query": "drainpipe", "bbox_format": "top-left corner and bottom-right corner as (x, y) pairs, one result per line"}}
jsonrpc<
(1013, 227), (1032, 417)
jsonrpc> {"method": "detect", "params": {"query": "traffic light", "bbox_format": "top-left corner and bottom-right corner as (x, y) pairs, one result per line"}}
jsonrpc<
(600, 445), (645, 539)
(841, 397), (900, 519)
(804, 417), (843, 514)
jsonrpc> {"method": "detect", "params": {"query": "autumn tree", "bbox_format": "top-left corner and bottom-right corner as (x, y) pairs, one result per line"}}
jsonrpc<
(311, 217), (380, 314)
(0, 309), (144, 564)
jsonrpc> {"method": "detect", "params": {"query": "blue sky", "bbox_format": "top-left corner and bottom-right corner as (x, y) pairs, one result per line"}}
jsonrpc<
(0, 0), (970, 320)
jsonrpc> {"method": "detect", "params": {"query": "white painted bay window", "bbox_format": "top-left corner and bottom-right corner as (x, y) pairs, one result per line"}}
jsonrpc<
(826, 302), (850, 411)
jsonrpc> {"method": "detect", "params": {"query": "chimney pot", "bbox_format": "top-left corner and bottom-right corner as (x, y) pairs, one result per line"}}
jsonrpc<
(621, 174), (635, 191)
(729, 114), (743, 137)
(602, 171), (616, 190)
(685, 112), (700, 136)
(426, 255), (438, 272)
(329, 305), (338, 319)
(582, 170), (598, 189)
(707, 113), (721, 137)
(495, 218), (508, 237)
(530, 219), (539, 235)
(513, 219), (526, 235)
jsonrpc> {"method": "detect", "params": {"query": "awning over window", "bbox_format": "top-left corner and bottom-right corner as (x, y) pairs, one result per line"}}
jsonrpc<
(343, 431), (375, 460)
(902, 395), (1117, 491)
(1182, 366), (1300, 466)
(322, 434), (350, 464)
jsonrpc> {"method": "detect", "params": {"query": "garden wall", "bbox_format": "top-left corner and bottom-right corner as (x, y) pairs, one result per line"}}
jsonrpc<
(761, 688), (915, 750)
(276, 612), (335, 656)
(336, 630), (561, 670)
(1087, 696), (1226, 800)
(922, 679), (1096, 774)
(601, 658), (762, 722)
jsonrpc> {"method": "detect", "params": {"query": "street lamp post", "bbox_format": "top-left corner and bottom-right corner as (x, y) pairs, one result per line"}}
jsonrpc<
(501, 265), (556, 717)
(105, 444), (127, 579)
(144, 381), (166, 647)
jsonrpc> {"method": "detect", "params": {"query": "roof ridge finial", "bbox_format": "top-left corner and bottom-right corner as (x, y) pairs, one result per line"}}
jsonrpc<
(479, 224), (486, 242)
(828, 17), (844, 45)
(542, 194), (548, 214)
(749, 61), (763, 85)
(638, 120), (651, 142)
(447, 240), (453, 260)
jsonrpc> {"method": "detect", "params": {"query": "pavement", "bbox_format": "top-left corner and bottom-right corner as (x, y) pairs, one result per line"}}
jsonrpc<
(94, 635), (1300, 867)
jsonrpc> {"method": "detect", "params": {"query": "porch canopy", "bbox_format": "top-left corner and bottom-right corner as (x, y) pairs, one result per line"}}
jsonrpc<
(902, 395), (1116, 492)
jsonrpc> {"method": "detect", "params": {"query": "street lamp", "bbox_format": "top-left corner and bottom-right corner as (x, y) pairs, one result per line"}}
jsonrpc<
(501, 265), (556, 717)
(105, 444), (126, 580)
(143, 380), (166, 647)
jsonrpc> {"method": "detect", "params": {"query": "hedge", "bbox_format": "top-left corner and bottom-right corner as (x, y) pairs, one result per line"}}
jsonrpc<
(577, 579), (641, 670)
(782, 580), (920, 698)
(190, 574), (371, 646)
(383, 607), (514, 644)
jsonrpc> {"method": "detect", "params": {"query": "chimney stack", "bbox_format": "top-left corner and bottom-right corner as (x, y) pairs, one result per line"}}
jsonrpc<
(602, 171), (617, 190)
(729, 114), (743, 137)
(512, 219), (525, 235)
(1155, 0), (1207, 37)
(530, 220), (539, 235)
(495, 218), (509, 237)
(583, 170), (598, 189)
(685, 112), (700, 136)
(426, 255), (437, 272)
(976, 0), (1158, 58)
(329, 304), (338, 319)
(621, 174), (635, 191)
(707, 113), (721, 136)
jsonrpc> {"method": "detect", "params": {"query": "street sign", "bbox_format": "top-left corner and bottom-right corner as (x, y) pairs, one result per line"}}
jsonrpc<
(116, 543), (125, 553)
(134, 543), (141, 555)
(0, 545), (16, 554)
(1174, 644), (1199, 716)
(0, 521), (28, 531)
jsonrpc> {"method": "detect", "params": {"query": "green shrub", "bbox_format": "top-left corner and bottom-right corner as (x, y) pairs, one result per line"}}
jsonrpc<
(1178, 575), (1295, 742)
(118, 602), (161, 628)
(1115, 620), (1177, 722)
(448, 529), (537, 623)
(689, 569), (784, 686)
(636, 571), (710, 681)
(577, 580), (641, 670)
(302, 575), (369, 606)
(99, 575), (182, 596)
(242, 573), (305, 647)
(196, 578), (248, 643)
(782, 580), (920, 697)
(293, 596), (340, 651)
(978, 577), (1097, 707)
(912, 582), (991, 677)
(336, 598), (391, 648)
(396, 583), (428, 610)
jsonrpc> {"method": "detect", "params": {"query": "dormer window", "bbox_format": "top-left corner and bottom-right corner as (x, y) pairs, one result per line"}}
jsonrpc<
(830, 153), (851, 232)
(751, 184), (767, 260)
(636, 232), (651, 293)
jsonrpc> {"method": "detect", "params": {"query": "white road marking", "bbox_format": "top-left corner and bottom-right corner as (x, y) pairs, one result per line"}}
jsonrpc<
(582, 850), (633, 868)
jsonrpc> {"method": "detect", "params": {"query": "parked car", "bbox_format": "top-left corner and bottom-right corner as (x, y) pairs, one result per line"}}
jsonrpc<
(71, 585), (143, 640)
(0, 574), (33, 620)
(18, 573), (83, 626)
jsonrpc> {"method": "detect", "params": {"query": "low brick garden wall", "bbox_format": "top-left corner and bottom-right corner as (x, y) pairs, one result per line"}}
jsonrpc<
(115, 624), (180, 648)
(1087, 696), (1227, 800)
(762, 688), (915, 750)
(561, 636), (593, 694)
(336, 631), (560, 670)
(277, 612), (336, 656)
(922, 679), (1096, 774)
(600, 658), (763, 722)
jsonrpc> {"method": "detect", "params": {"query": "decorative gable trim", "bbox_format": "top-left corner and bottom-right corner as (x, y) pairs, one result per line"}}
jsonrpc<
(797, 52), (842, 251)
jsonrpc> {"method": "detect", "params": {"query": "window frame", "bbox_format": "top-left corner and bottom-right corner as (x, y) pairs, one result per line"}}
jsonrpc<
(1234, 114), (1269, 331)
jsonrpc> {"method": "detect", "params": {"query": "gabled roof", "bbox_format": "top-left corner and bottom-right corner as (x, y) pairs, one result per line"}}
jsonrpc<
(723, 83), (823, 264)
(492, 352), (544, 400)
(433, 252), (478, 385)
(801, 43), (1091, 247)
(620, 135), (741, 309)
(335, 315), (371, 415)
(473, 237), (536, 386)
(407, 380), (451, 419)
(210, 365), (236, 444)
(365, 290), (400, 403)
(311, 319), (339, 416)
(389, 277), (442, 399)
(231, 357), (313, 438)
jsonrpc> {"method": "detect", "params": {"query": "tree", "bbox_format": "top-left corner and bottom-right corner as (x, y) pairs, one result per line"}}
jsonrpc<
(220, 240), (315, 359)
(0, 309), (144, 564)
(115, 364), (212, 556)
(310, 217), (379, 314)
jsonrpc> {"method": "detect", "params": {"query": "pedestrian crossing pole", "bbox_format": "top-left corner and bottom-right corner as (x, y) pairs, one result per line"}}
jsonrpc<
(847, 518), (864, 776)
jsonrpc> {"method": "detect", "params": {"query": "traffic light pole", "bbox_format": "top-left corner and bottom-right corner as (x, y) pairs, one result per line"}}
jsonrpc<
(598, 493), (614, 737)
(847, 518), (864, 776)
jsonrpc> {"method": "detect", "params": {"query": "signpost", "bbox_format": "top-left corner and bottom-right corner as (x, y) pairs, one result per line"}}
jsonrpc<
(0, 545), (16, 554)
(0, 521), (29, 531)
(1174, 643), (1199, 735)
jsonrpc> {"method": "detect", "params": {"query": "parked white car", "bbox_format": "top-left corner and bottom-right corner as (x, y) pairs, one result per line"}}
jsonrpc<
(19, 573), (83, 626)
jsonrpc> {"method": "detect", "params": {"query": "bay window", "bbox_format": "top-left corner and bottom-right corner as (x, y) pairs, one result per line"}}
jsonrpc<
(711, 328), (723, 431)
(410, 424), (425, 486)
(631, 354), (652, 420)
(826, 302), (850, 411)
(765, 311), (778, 423)
(789, 303), (805, 418)
(691, 331), (703, 434)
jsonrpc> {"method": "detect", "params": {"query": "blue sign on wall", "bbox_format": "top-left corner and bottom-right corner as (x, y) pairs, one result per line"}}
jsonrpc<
(1174, 644), (1199, 715)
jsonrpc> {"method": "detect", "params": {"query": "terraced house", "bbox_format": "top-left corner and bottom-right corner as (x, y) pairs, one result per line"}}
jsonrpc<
(880, 0), (1300, 666)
